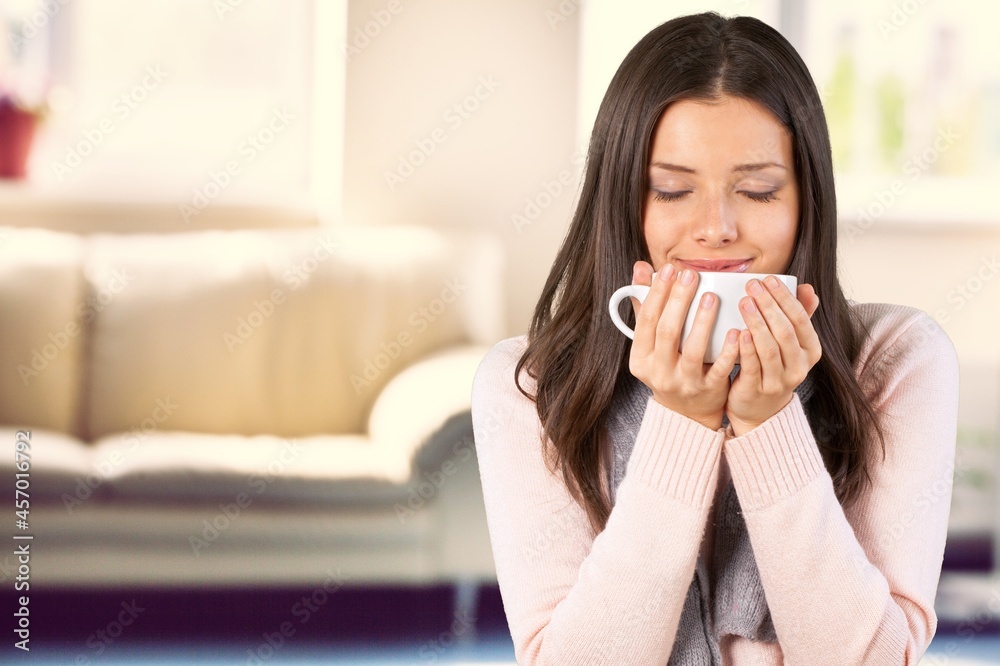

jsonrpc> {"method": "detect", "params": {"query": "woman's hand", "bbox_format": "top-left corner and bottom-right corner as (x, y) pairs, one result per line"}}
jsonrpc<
(726, 276), (822, 436)
(627, 260), (741, 431)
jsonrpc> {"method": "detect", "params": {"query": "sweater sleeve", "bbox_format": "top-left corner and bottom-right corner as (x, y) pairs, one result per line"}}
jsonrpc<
(471, 336), (726, 665)
(722, 309), (960, 665)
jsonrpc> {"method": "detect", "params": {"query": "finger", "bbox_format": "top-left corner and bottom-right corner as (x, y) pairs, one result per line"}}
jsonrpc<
(796, 283), (819, 318)
(739, 291), (784, 377)
(632, 263), (676, 353)
(635, 260), (654, 277)
(706, 328), (740, 383)
(678, 290), (719, 374)
(656, 268), (700, 351)
(629, 261), (654, 315)
(764, 277), (822, 355)
(735, 328), (761, 388)
(747, 278), (799, 361)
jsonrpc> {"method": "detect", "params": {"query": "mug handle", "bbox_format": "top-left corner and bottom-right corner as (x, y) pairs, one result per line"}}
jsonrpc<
(608, 285), (646, 339)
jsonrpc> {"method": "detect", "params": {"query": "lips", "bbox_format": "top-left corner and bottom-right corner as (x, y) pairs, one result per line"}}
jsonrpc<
(677, 258), (752, 272)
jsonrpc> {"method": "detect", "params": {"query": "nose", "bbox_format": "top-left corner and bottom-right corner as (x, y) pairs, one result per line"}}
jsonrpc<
(693, 192), (737, 247)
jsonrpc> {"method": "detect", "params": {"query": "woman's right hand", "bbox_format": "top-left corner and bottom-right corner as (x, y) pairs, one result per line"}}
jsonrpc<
(626, 260), (740, 431)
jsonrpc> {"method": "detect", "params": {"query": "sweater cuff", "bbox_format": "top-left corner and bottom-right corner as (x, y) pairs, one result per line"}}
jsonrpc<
(723, 393), (826, 511)
(625, 396), (725, 509)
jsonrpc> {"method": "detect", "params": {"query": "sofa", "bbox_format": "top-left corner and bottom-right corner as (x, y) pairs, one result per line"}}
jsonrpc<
(0, 222), (503, 610)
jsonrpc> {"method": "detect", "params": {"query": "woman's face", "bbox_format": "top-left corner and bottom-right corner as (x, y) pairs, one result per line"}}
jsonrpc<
(642, 95), (799, 276)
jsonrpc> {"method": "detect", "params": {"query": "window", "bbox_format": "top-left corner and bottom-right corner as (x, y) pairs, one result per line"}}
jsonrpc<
(575, 0), (999, 225)
(4, 0), (345, 220)
(799, 0), (1000, 225)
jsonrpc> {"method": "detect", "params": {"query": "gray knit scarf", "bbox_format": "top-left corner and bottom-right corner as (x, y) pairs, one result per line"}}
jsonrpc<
(606, 367), (815, 664)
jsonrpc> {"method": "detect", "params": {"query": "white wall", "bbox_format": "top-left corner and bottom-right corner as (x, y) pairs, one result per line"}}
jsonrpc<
(343, 0), (581, 337)
(576, 0), (782, 149)
(838, 224), (1000, 369)
(342, 2), (1000, 386)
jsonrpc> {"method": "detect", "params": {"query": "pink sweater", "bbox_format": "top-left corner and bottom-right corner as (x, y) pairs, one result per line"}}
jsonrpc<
(471, 301), (960, 665)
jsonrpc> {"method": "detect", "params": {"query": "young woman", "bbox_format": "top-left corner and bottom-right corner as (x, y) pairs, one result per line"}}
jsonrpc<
(471, 11), (959, 665)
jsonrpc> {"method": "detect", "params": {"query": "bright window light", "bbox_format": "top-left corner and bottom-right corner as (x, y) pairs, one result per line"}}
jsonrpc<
(16, 0), (344, 215)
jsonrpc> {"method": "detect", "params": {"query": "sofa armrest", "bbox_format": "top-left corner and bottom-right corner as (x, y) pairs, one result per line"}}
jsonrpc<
(367, 344), (490, 472)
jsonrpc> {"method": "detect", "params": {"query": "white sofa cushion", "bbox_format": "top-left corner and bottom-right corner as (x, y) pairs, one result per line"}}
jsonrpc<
(87, 430), (415, 504)
(0, 427), (91, 498)
(0, 228), (86, 436)
(81, 225), (501, 440)
(368, 344), (488, 471)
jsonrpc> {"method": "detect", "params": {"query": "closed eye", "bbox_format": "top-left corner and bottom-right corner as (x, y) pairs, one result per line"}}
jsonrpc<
(653, 189), (778, 203)
(742, 191), (778, 203)
(652, 189), (690, 202)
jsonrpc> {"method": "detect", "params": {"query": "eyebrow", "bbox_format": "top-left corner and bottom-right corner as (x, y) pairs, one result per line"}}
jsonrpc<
(650, 161), (787, 173)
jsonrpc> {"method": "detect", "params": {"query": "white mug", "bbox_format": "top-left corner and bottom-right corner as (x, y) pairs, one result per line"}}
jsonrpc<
(608, 271), (798, 363)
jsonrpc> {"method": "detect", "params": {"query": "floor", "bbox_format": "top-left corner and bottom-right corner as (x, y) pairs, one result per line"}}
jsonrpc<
(3, 584), (998, 664)
(7, 632), (1000, 664)
(924, 635), (1000, 664)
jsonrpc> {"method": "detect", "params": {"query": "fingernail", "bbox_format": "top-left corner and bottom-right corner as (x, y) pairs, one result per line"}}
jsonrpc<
(681, 269), (694, 285)
(701, 293), (714, 309)
(748, 279), (763, 296)
(742, 297), (756, 313)
(659, 264), (674, 281)
(765, 275), (780, 289)
(726, 329), (737, 345)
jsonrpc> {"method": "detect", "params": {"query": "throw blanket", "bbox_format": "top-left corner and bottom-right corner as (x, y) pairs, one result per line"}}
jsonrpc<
(606, 367), (815, 664)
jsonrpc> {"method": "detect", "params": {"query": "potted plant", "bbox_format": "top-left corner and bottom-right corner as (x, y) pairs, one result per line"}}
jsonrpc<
(0, 89), (45, 179)
(1, 7), (51, 181)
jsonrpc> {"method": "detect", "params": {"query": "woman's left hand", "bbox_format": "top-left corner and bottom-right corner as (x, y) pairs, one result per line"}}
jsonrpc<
(726, 277), (822, 436)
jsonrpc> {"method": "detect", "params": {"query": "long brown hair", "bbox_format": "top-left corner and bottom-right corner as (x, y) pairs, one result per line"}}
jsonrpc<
(515, 12), (885, 533)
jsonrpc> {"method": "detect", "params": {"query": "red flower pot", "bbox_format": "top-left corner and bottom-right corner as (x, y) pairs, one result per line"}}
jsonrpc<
(0, 97), (38, 180)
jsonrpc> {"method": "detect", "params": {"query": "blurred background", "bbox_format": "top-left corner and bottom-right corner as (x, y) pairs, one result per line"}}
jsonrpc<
(1, 0), (998, 663)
